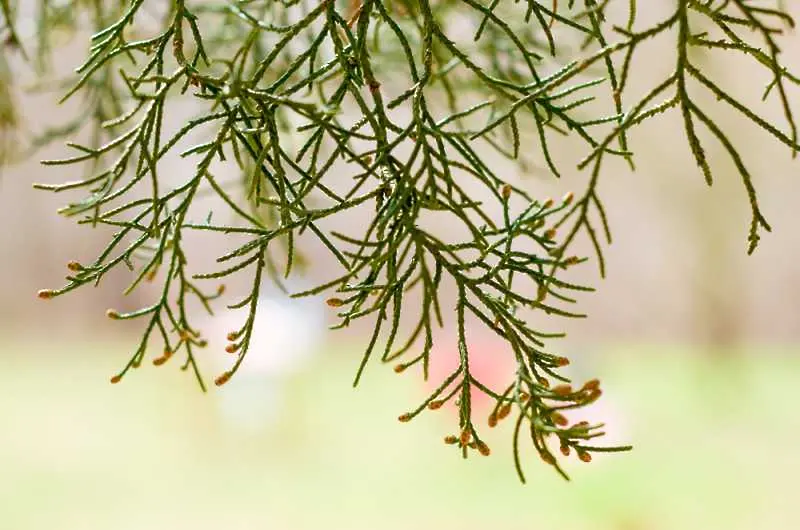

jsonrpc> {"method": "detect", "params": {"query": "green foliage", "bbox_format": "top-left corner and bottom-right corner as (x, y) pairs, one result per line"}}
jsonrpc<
(1, 0), (797, 480)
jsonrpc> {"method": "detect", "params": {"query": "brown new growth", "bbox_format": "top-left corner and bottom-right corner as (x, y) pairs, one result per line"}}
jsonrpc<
(551, 412), (568, 426)
(153, 349), (172, 366)
(346, 0), (363, 27)
(326, 297), (344, 308)
(582, 378), (601, 392)
(549, 0), (559, 28)
(552, 384), (572, 396)
(428, 400), (444, 410)
(496, 403), (512, 420)
(214, 371), (232, 386)
(460, 429), (471, 446)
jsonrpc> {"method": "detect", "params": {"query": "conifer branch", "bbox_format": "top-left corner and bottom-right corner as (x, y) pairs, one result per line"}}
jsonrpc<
(2, 0), (796, 480)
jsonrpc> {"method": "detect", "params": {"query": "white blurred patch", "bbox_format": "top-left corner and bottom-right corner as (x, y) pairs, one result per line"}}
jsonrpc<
(204, 280), (326, 434)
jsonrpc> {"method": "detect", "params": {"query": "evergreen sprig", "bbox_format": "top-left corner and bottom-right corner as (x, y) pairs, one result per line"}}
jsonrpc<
(2, 0), (797, 481)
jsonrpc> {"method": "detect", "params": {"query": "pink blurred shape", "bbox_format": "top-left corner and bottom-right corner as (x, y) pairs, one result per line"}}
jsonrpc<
(423, 330), (517, 413)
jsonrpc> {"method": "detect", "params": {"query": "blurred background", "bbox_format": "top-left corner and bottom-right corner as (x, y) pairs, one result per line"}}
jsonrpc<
(1, 2), (799, 530)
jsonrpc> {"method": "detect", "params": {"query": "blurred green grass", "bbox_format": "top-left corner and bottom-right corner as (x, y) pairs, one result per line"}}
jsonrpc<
(1, 339), (799, 530)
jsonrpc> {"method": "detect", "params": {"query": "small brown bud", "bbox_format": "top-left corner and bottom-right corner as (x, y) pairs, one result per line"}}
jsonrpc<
(578, 451), (592, 463)
(477, 441), (491, 456)
(542, 198), (554, 209)
(226, 331), (239, 341)
(67, 261), (82, 272)
(537, 378), (549, 389)
(106, 309), (121, 320)
(326, 297), (345, 308)
(556, 356), (570, 367)
(428, 400), (444, 410)
(540, 451), (556, 465)
(582, 378), (601, 392)
(560, 445), (571, 457)
(217, 284), (226, 295)
(110, 374), (122, 384)
(497, 403), (512, 420)
(488, 413), (498, 428)
(501, 184), (512, 200)
(153, 350), (172, 365)
(37, 289), (55, 300)
(552, 384), (572, 396)
(225, 343), (238, 354)
(145, 269), (157, 282)
(444, 435), (459, 445)
(551, 412), (569, 426)
(564, 256), (581, 266)
(214, 372), (232, 386)
(520, 392), (531, 401)
(394, 364), (407, 374)
(460, 429), (471, 446)
(562, 191), (574, 205)
(398, 413), (412, 423)
(544, 228), (557, 241)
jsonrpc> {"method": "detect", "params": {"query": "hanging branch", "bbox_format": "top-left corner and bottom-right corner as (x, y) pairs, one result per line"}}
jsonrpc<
(1, 0), (796, 480)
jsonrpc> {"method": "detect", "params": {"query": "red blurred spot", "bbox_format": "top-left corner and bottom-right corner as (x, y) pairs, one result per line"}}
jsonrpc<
(424, 331), (516, 413)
